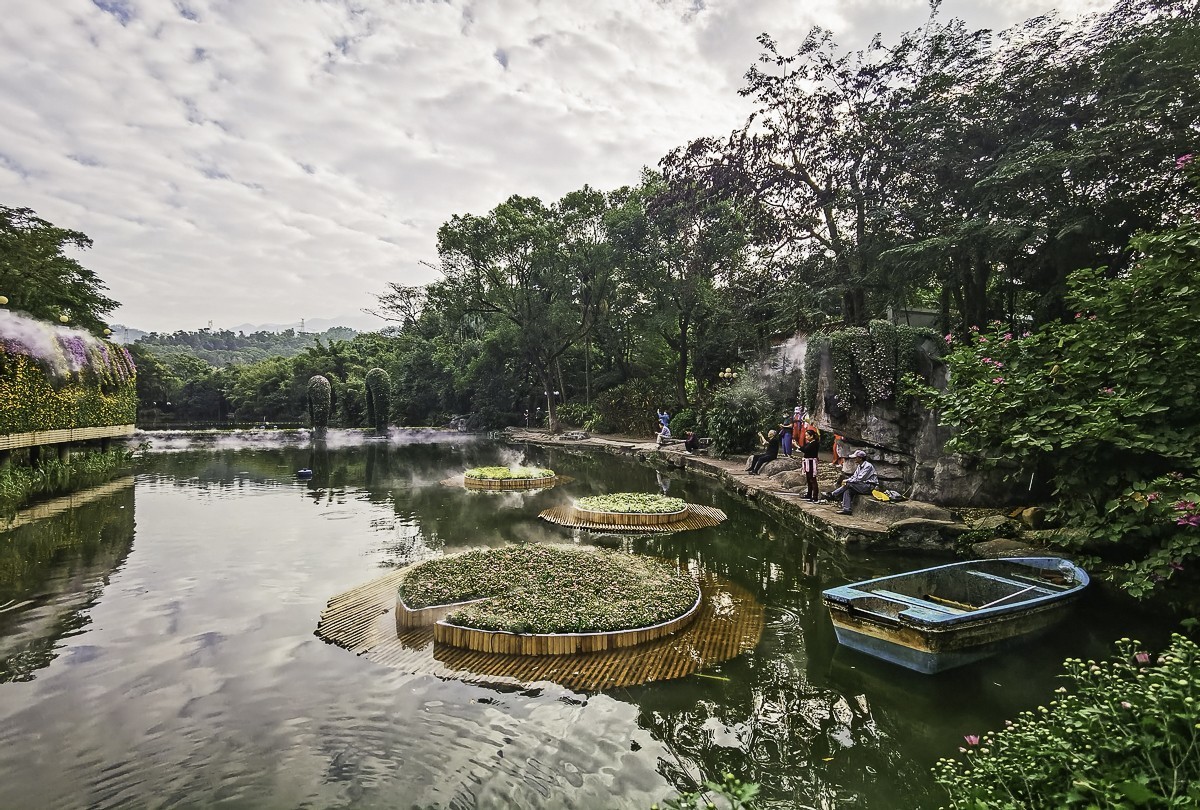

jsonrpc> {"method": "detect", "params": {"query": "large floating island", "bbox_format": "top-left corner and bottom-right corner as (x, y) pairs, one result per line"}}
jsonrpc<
(539, 491), (727, 532)
(396, 545), (702, 655)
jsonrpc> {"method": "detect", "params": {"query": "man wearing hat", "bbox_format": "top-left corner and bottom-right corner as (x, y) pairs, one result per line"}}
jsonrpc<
(825, 449), (878, 515)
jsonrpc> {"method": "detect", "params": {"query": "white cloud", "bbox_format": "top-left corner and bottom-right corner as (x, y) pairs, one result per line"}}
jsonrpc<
(1, 0), (1111, 332)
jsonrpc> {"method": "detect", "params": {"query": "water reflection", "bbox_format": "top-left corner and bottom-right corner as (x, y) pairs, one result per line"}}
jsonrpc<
(0, 442), (1166, 809)
(0, 477), (135, 682)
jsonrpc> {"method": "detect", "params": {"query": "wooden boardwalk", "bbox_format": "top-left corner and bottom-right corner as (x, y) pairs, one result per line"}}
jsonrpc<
(0, 424), (134, 451)
(315, 570), (763, 692)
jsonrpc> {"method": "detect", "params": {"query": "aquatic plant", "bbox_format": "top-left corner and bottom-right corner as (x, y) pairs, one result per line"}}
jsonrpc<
(364, 367), (390, 432)
(653, 773), (761, 810)
(306, 375), (331, 431)
(463, 466), (553, 480)
(934, 634), (1200, 809)
(398, 545), (697, 634)
(576, 493), (685, 514)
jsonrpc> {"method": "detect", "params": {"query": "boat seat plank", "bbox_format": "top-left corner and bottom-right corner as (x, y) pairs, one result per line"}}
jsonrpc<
(871, 589), (969, 615)
(968, 570), (1054, 595)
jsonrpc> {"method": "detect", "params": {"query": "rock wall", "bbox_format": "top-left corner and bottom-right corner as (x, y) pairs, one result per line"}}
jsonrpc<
(810, 336), (1022, 506)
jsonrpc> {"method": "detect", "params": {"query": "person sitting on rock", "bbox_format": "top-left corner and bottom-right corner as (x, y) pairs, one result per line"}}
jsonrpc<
(683, 430), (700, 453)
(825, 449), (878, 514)
(655, 420), (672, 446)
(747, 430), (781, 475)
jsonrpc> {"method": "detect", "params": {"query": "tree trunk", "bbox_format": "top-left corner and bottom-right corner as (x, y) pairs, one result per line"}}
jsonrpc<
(675, 313), (690, 409)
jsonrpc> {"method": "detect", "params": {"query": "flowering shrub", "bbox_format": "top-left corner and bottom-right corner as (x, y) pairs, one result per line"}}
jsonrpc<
(576, 493), (685, 513)
(908, 221), (1200, 597)
(398, 545), (698, 634)
(0, 348), (136, 435)
(935, 634), (1200, 809)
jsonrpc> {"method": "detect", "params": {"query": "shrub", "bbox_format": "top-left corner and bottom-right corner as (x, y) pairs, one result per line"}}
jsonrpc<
(576, 493), (685, 514)
(703, 377), (773, 455)
(592, 379), (675, 436)
(0, 350), (136, 435)
(307, 375), (331, 430)
(908, 221), (1200, 597)
(464, 466), (553, 480)
(554, 402), (597, 430)
(364, 367), (391, 432)
(934, 634), (1200, 809)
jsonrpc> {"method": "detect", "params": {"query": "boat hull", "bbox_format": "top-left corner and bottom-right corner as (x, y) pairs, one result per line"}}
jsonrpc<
(823, 557), (1088, 674)
(827, 595), (1079, 673)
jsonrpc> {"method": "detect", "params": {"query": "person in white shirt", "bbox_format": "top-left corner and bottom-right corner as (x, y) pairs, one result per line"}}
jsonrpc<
(826, 449), (878, 515)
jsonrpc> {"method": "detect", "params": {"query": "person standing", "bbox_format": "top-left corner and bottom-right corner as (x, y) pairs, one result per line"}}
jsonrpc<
(748, 429), (781, 475)
(799, 427), (821, 501)
(791, 406), (805, 449)
(825, 450), (878, 515)
(779, 410), (795, 457)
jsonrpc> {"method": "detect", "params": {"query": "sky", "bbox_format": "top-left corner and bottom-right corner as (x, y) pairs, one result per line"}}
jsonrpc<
(0, 0), (1108, 333)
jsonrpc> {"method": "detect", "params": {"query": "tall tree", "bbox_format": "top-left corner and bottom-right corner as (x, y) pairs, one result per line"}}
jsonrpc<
(0, 205), (116, 332)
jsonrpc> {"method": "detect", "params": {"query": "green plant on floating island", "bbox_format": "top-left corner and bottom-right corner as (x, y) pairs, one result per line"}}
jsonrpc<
(463, 466), (554, 480)
(398, 545), (698, 634)
(576, 493), (685, 514)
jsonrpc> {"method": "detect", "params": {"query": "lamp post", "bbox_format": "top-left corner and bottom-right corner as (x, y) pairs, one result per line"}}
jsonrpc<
(718, 367), (739, 383)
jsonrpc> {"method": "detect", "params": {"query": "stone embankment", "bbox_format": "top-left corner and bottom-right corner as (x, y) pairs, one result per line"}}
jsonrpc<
(506, 428), (1059, 556)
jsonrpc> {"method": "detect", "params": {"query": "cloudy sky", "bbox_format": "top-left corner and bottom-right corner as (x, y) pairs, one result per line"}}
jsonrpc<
(1, 0), (1106, 333)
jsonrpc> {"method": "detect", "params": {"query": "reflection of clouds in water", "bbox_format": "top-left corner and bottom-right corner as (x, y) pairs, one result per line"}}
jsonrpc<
(134, 428), (482, 453)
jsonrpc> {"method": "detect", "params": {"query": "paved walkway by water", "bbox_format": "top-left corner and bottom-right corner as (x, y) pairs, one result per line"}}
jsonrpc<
(504, 428), (971, 549)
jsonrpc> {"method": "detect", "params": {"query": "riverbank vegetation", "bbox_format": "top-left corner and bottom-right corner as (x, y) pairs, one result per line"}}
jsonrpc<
(398, 545), (697, 634)
(0, 447), (131, 516)
(935, 634), (1200, 809)
(124, 1), (1196, 443)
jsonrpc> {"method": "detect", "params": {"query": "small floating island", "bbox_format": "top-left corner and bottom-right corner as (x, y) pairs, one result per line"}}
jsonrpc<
(462, 465), (557, 490)
(396, 545), (701, 654)
(574, 493), (686, 526)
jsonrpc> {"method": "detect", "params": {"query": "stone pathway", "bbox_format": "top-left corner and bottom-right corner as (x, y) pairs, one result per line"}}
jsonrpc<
(504, 429), (971, 549)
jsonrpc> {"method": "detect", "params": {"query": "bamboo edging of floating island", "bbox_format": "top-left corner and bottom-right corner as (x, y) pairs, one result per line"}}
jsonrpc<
(571, 505), (689, 526)
(462, 474), (557, 491)
(538, 503), (727, 533)
(426, 587), (703, 656)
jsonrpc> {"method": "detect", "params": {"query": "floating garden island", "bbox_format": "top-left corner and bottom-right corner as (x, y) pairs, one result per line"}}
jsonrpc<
(460, 465), (558, 490)
(395, 545), (702, 654)
(540, 492), (727, 533)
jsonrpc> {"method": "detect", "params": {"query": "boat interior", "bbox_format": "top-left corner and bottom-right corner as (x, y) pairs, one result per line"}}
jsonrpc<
(845, 559), (1077, 621)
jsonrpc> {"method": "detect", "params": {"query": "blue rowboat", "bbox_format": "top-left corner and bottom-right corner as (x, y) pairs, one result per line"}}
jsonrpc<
(822, 557), (1089, 674)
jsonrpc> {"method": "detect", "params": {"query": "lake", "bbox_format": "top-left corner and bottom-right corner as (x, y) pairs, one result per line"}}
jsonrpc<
(0, 435), (1164, 808)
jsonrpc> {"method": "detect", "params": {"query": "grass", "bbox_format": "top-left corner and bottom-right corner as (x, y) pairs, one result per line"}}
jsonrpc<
(398, 545), (698, 634)
(576, 492), (685, 514)
(464, 465), (554, 480)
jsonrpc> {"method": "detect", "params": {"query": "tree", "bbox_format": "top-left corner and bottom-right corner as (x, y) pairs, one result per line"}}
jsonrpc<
(0, 205), (116, 333)
(430, 191), (612, 432)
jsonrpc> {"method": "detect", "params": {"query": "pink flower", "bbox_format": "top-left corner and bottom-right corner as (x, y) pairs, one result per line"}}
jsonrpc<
(1134, 651), (1151, 665)
(992, 377), (1005, 384)
(1021, 331), (1031, 338)
(944, 334), (953, 343)
(1089, 315), (1097, 321)
(1177, 154), (1194, 170)
(1146, 492), (1159, 502)
(1120, 701), (1132, 709)
(1003, 333), (1014, 341)
(969, 325), (979, 332)
(964, 735), (980, 746)
(1177, 515), (1200, 528)
(1101, 387), (1115, 394)
(1173, 501), (1197, 511)
(979, 337), (988, 343)
(1075, 312), (1083, 319)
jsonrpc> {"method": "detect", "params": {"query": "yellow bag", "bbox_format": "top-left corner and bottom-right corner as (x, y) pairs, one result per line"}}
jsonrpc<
(871, 489), (890, 501)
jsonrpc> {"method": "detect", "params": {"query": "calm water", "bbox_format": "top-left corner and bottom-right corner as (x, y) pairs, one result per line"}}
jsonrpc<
(0, 437), (1165, 809)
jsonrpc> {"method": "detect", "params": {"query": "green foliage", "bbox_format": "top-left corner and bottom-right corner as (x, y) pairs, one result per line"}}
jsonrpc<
(654, 773), (761, 810)
(704, 377), (773, 455)
(133, 327), (357, 367)
(934, 634), (1200, 809)
(306, 375), (331, 429)
(909, 221), (1200, 596)
(803, 333), (826, 413)
(463, 466), (553, 480)
(364, 367), (391, 431)
(576, 493), (685, 514)
(0, 448), (131, 515)
(553, 402), (597, 430)
(0, 205), (116, 333)
(593, 379), (675, 436)
(399, 545), (698, 634)
(0, 348), (136, 435)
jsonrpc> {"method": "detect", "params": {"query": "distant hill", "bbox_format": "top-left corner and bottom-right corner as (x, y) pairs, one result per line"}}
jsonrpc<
(227, 314), (383, 334)
(133, 326), (358, 366)
(107, 324), (148, 344)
